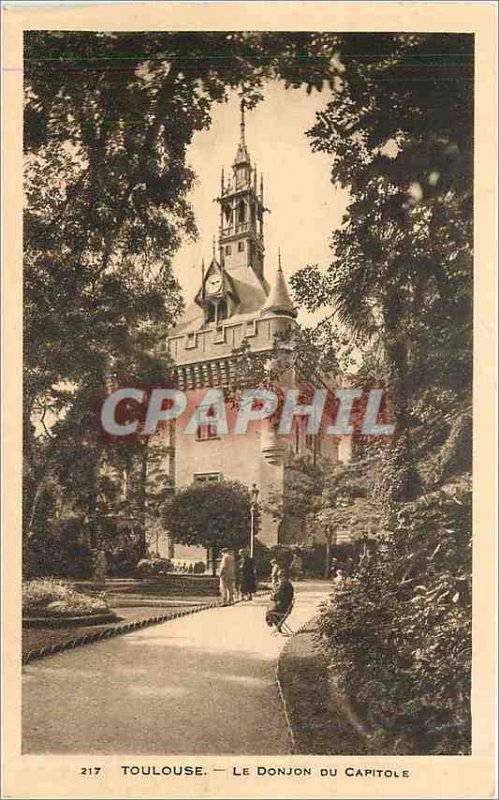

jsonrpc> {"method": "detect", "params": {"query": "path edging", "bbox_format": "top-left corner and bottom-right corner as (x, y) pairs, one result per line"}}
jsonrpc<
(275, 614), (372, 755)
(274, 613), (313, 754)
(23, 589), (271, 664)
(22, 602), (218, 664)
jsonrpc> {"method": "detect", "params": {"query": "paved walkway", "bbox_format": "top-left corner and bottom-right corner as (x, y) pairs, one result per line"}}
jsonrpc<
(22, 581), (328, 754)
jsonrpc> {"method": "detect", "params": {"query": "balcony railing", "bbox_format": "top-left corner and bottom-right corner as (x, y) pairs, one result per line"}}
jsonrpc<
(219, 222), (254, 237)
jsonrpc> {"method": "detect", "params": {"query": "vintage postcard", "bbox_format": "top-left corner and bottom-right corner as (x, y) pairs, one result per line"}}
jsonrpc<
(2, 1), (497, 798)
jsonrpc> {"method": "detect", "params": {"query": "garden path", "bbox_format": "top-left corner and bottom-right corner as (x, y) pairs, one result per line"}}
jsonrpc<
(22, 581), (327, 754)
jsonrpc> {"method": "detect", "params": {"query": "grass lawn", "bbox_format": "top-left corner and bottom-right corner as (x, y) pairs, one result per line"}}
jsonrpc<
(277, 622), (369, 754)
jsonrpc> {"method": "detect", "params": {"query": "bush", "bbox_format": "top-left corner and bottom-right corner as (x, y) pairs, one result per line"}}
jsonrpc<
(301, 544), (327, 577)
(23, 578), (110, 618)
(316, 481), (472, 755)
(193, 561), (206, 574)
(135, 557), (172, 577)
(252, 541), (272, 577)
(23, 516), (93, 579)
(23, 532), (65, 578)
(92, 517), (146, 577)
(268, 545), (294, 570)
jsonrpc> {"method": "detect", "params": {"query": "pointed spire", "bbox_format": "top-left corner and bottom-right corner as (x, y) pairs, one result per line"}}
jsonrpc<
(261, 251), (297, 318)
(201, 258), (205, 298)
(234, 98), (250, 166)
(212, 234), (216, 260)
(278, 248), (282, 272)
(221, 167), (225, 194)
(240, 99), (246, 145)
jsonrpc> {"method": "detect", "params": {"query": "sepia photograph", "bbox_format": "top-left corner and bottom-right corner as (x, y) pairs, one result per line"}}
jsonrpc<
(2, 3), (497, 798)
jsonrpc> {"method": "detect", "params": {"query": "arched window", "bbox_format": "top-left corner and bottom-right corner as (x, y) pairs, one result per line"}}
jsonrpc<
(205, 299), (228, 326)
(218, 299), (228, 322)
(223, 205), (232, 224)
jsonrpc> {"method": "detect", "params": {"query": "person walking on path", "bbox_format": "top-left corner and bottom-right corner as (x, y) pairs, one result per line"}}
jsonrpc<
(218, 548), (236, 605)
(238, 548), (257, 600)
(234, 551), (241, 600)
(290, 549), (303, 581)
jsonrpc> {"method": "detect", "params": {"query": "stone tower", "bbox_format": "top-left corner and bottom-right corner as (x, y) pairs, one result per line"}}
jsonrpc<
(161, 103), (345, 562)
(216, 102), (266, 277)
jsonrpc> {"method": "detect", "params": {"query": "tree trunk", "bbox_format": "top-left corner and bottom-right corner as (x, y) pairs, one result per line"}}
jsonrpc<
(324, 531), (332, 579)
(211, 544), (219, 577)
(382, 288), (421, 504)
(138, 439), (149, 555)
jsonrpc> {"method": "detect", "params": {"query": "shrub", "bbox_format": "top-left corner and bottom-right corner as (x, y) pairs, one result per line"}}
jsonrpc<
(23, 517), (94, 579)
(301, 544), (328, 577)
(23, 532), (65, 578)
(268, 545), (294, 570)
(93, 517), (146, 577)
(252, 541), (272, 577)
(316, 481), (472, 755)
(23, 578), (110, 618)
(135, 557), (172, 577)
(193, 561), (206, 574)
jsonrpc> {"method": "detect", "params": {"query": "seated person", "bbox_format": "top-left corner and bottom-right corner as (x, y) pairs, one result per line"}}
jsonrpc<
(270, 558), (280, 590)
(265, 569), (294, 628)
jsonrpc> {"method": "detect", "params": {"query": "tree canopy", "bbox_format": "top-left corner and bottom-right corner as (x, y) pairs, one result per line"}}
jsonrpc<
(286, 33), (473, 754)
(166, 480), (251, 555)
(23, 31), (343, 535)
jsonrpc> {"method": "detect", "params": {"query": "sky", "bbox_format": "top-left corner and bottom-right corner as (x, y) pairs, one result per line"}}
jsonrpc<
(172, 80), (349, 325)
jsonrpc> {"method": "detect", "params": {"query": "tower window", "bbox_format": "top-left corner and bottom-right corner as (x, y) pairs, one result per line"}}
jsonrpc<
(195, 405), (219, 441)
(225, 245), (231, 255)
(238, 200), (246, 224)
(205, 299), (228, 325)
(294, 421), (301, 455)
(194, 472), (222, 483)
(196, 424), (219, 441)
(218, 299), (228, 323)
(238, 241), (244, 252)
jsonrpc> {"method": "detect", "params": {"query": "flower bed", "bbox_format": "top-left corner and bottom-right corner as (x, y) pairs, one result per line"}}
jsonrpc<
(23, 578), (115, 624)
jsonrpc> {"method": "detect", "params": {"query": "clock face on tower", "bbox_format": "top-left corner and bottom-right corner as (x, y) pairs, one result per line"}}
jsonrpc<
(205, 274), (222, 295)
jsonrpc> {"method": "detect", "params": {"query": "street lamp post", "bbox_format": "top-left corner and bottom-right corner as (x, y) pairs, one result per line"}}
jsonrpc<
(249, 484), (260, 558)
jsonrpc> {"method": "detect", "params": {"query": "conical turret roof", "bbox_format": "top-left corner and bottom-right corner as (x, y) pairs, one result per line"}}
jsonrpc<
(261, 252), (297, 318)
